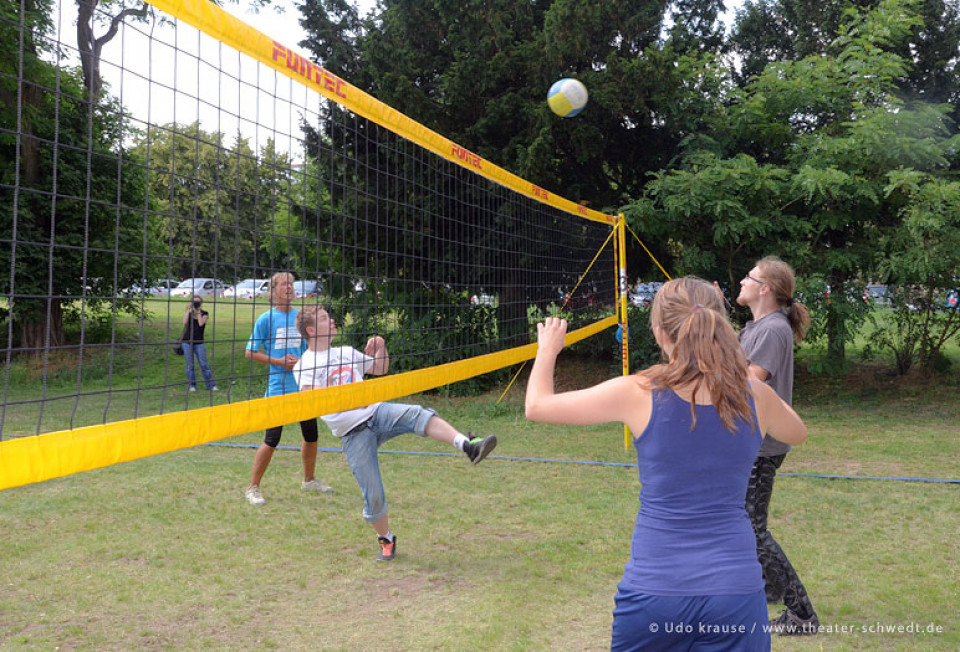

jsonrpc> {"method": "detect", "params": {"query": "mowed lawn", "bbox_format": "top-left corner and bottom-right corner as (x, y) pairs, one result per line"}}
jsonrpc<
(1, 348), (958, 650)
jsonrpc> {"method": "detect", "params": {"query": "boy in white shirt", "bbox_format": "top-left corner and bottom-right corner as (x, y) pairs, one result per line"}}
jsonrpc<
(293, 304), (497, 562)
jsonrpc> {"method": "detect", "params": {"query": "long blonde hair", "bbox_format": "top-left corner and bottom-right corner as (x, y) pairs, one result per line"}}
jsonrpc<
(642, 277), (754, 433)
(756, 256), (810, 344)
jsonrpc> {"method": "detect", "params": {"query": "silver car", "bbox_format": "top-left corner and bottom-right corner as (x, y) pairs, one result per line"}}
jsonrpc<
(170, 278), (226, 299)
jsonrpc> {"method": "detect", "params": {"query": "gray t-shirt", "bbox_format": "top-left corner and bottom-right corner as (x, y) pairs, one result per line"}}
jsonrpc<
(740, 310), (793, 457)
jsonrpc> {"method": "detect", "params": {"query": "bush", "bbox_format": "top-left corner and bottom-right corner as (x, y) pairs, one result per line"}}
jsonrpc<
(797, 277), (871, 376)
(862, 286), (960, 375)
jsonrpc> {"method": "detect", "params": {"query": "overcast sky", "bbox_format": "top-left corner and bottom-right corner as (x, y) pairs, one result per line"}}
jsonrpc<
(50, 0), (740, 157)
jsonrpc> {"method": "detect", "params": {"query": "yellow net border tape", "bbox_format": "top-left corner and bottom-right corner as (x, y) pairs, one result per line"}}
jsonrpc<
(0, 317), (616, 490)
(143, 0), (615, 226)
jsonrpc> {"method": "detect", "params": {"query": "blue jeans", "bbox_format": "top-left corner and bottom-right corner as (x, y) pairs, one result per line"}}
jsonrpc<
(183, 342), (215, 389)
(339, 402), (437, 523)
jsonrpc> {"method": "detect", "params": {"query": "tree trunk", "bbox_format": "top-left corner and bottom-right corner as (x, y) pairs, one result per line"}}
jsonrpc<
(19, 300), (65, 352)
(15, 27), (66, 352)
(76, 0), (102, 100)
(826, 276), (846, 362)
(76, 0), (150, 102)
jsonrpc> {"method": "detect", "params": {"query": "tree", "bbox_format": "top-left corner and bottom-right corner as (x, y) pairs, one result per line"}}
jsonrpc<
(261, 147), (339, 275)
(729, 0), (875, 83)
(624, 152), (802, 290)
(295, 0), (743, 350)
(296, 0), (744, 209)
(895, 0), (960, 122)
(627, 0), (958, 365)
(730, 0), (960, 124)
(131, 123), (296, 280)
(870, 172), (960, 373)
(1, 0), (150, 351)
(76, 0), (149, 100)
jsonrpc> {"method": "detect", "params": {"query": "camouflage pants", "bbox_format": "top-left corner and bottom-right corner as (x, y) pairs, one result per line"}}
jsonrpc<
(745, 454), (817, 620)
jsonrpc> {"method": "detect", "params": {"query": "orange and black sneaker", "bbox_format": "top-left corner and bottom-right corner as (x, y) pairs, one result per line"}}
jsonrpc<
(377, 535), (396, 562)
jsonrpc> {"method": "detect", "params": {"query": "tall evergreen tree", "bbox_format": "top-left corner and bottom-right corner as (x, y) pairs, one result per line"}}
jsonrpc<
(295, 0), (739, 308)
(297, 0), (736, 208)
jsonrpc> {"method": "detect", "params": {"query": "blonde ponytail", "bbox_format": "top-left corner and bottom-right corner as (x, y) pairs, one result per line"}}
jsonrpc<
(643, 277), (754, 433)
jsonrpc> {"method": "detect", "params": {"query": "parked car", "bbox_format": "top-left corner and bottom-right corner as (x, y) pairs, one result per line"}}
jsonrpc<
(628, 281), (663, 307)
(170, 277), (226, 299)
(122, 278), (179, 298)
(863, 283), (890, 306)
(225, 278), (270, 300)
(470, 292), (496, 306)
(293, 280), (323, 299)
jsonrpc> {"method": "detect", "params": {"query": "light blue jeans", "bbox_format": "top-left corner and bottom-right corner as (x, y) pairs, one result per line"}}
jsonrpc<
(183, 342), (215, 389)
(339, 402), (437, 523)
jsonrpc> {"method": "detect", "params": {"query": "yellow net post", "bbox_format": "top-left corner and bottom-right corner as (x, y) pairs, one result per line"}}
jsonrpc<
(616, 215), (632, 449)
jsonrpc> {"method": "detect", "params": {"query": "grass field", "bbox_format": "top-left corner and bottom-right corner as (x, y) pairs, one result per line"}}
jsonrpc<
(1, 298), (273, 435)
(2, 347), (959, 650)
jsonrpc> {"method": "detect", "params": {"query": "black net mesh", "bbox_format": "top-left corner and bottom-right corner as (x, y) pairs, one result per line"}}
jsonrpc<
(0, 0), (615, 441)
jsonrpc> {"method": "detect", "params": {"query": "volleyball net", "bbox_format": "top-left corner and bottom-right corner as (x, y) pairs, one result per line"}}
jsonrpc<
(0, 0), (622, 490)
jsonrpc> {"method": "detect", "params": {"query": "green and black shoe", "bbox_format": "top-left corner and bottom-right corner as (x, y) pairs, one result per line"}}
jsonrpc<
(463, 433), (497, 465)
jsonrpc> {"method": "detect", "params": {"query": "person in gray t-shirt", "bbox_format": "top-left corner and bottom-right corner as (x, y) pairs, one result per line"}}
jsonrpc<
(736, 256), (820, 635)
(740, 311), (794, 457)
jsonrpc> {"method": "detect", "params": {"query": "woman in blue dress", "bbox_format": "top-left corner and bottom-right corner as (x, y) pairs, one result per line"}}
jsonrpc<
(525, 277), (807, 650)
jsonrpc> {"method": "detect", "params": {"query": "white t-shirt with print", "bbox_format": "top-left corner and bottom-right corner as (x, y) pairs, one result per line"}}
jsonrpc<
(294, 346), (380, 436)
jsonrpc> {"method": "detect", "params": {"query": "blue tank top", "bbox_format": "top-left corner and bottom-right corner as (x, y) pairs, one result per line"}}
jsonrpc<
(620, 389), (764, 596)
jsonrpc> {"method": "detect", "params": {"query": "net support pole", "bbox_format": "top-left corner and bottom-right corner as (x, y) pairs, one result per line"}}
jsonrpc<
(616, 215), (632, 449)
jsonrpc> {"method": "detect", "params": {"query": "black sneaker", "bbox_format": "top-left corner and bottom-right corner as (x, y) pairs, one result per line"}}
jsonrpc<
(377, 535), (396, 562)
(770, 609), (819, 636)
(463, 433), (497, 465)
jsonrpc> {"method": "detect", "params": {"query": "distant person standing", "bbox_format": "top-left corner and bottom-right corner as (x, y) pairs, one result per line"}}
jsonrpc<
(736, 256), (818, 635)
(182, 296), (217, 392)
(244, 272), (333, 506)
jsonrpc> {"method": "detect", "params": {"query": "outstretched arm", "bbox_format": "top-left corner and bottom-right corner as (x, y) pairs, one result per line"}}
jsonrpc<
(365, 336), (389, 375)
(525, 318), (652, 431)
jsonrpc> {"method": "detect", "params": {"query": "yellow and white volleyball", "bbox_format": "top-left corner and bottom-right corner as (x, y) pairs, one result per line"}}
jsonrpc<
(547, 78), (588, 118)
